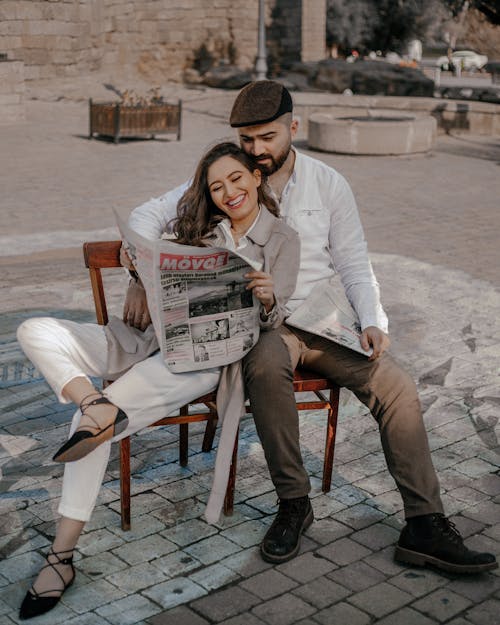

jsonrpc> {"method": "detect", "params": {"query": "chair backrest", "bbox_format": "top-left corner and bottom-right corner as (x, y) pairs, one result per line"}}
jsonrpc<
(83, 240), (122, 325)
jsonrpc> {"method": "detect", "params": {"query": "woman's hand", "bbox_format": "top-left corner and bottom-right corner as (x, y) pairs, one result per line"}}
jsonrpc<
(245, 270), (275, 312)
(360, 326), (390, 361)
(123, 281), (151, 330)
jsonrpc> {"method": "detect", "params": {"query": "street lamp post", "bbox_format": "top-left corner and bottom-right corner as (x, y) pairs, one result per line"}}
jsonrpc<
(255, 0), (268, 80)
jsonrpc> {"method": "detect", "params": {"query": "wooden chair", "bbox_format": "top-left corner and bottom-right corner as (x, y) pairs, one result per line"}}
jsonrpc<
(84, 240), (340, 530)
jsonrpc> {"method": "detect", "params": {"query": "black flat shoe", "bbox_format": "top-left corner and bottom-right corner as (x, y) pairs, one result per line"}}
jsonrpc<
(53, 394), (128, 463)
(19, 549), (75, 620)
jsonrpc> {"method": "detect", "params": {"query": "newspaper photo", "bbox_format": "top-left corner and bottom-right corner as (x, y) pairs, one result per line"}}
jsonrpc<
(287, 275), (373, 357)
(116, 213), (261, 373)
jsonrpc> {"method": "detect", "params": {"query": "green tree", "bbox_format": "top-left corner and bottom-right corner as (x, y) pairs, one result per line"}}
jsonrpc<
(327, 0), (443, 55)
(443, 0), (500, 24)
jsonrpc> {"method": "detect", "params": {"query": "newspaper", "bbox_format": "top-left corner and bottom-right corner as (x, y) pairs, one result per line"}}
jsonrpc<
(116, 213), (261, 373)
(287, 275), (373, 357)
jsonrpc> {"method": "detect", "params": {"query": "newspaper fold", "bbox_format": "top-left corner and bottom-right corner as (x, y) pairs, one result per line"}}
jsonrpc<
(287, 275), (373, 357)
(116, 212), (261, 373)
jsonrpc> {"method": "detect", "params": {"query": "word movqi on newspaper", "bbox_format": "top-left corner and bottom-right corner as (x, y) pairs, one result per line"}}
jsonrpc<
(117, 213), (261, 373)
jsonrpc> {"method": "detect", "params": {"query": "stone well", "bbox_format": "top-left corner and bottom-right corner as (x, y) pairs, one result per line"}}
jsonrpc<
(308, 112), (437, 155)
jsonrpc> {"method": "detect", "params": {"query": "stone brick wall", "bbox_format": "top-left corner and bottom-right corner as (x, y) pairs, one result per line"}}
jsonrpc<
(301, 0), (326, 63)
(0, 0), (259, 83)
(0, 60), (25, 122)
(266, 0), (326, 69)
(0, 0), (326, 84)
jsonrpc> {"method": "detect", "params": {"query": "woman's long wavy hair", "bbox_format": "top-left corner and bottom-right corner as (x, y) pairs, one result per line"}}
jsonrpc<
(171, 142), (279, 246)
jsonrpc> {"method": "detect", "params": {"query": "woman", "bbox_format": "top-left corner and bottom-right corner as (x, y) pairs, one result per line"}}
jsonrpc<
(16, 142), (300, 620)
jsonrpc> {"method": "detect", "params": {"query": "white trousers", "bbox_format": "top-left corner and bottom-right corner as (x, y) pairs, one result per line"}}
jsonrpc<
(17, 317), (221, 522)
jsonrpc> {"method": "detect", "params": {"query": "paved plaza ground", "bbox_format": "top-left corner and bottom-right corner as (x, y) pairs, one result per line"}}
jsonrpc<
(0, 81), (499, 624)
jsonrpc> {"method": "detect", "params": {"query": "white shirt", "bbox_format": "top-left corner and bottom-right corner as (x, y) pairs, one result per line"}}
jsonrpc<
(128, 150), (388, 332)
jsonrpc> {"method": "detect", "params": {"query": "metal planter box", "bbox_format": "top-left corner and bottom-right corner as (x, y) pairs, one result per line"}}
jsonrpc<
(89, 99), (182, 143)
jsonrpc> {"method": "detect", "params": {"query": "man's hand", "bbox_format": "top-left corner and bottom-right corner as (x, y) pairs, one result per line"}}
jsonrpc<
(123, 281), (151, 330)
(360, 326), (390, 361)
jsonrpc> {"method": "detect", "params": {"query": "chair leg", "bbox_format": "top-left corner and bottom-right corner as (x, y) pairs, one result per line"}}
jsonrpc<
(120, 436), (131, 531)
(224, 427), (238, 516)
(322, 386), (340, 493)
(179, 423), (189, 467)
(202, 410), (218, 452)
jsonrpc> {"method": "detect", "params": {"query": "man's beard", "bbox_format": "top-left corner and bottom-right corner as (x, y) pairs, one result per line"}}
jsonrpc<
(255, 143), (291, 176)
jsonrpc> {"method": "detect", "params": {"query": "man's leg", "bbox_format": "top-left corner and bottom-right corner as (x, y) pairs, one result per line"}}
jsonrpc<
(243, 327), (313, 562)
(297, 329), (442, 517)
(297, 328), (497, 573)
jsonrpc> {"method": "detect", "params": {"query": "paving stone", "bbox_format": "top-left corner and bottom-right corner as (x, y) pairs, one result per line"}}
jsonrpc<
(143, 577), (207, 610)
(161, 518), (218, 547)
(64, 613), (113, 625)
(335, 503), (387, 530)
(304, 518), (351, 545)
(151, 499), (206, 527)
(189, 562), (240, 591)
(376, 606), (437, 625)
(314, 601), (371, 625)
(240, 568), (298, 600)
(412, 588), (473, 622)
(148, 605), (210, 625)
(464, 598), (500, 625)
(112, 534), (177, 565)
(276, 551), (337, 583)
(77, 551), (129, 580)
(483, 522), (500, 542)
(108, 513), (166, 541)
(0, 550), (45, 583)
(348, 581), (413, 618)
(78, 528), (125, 557)
(105, 561), (167, 593)
(363, 545), (407, 576)
(473, 474), (500, 496)
(221, 546), (273, 577)
(317, 536), (372, 566)
(331, 484), (368, 506)
(220, 519), (267, 548)
(219, 613), (267, 625)
(251, 592), (316, 625)
(184, 535), (241, 565)
(152, 549), (202, 578)
(454, 458), (499, 479)
(309, 495), (346, 519)
(446, 574), (500, 602)
(449, 514), (486, 539)
(351, 522), (400, 551)
(388, 569), (448, 597)
(293, 575), (351, 609)
(327, 560), (387, 592)
(61, 578), (126, 613)
(96, 593), (161, 624)
(155, 477), (207, 501)
(190, 586), (260, 621)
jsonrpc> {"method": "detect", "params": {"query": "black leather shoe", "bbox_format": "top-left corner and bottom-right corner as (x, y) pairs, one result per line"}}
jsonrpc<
(260, 496), (313, 563)
(19, 549), (75, 620)
(395, 513), (498, 574)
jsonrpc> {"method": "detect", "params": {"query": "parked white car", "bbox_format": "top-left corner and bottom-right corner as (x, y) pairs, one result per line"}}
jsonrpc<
(437, 50), (488, 71)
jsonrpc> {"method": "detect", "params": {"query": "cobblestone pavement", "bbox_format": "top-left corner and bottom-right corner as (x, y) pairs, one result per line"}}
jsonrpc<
(0, 82), (499, 624)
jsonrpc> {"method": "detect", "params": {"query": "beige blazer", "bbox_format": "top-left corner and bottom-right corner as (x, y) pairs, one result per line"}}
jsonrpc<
(105, 206), (300, 522)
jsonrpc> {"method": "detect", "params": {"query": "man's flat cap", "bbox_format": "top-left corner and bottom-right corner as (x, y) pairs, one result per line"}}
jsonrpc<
(230, 80), (293, 128)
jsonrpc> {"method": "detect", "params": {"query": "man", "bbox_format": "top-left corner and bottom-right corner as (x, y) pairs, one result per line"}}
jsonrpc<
(127, 81), (497, 575)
